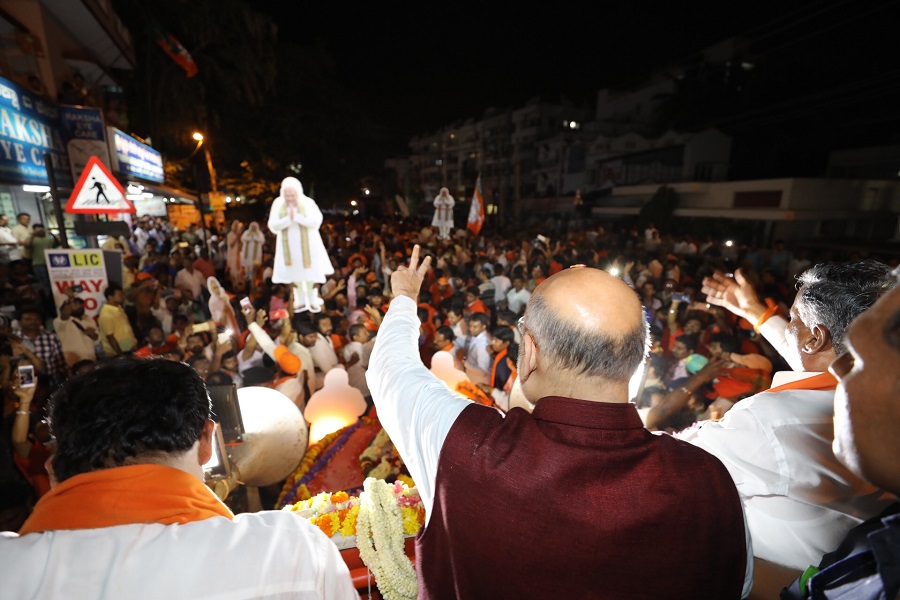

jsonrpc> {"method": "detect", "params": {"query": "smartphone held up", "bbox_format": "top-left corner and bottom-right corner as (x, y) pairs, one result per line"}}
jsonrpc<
(18, 364), (35, 388)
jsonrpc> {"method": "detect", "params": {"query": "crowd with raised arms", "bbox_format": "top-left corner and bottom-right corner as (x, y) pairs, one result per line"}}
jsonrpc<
(0, 207), (897, 598)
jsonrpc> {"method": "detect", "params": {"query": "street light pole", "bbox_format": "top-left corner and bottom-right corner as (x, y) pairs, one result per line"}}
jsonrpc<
(193, 163), (209, 248)
(191, 132), (214, 249)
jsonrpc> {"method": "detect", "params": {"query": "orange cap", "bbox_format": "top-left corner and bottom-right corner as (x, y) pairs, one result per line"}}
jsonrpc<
(273, 345), (301, 375)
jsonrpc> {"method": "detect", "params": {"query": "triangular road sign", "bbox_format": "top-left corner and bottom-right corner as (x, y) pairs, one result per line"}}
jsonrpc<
(65, 156), (135, 214)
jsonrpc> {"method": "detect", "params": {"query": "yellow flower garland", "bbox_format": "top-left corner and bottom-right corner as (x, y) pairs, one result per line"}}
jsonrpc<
(285, 482), (424, 549)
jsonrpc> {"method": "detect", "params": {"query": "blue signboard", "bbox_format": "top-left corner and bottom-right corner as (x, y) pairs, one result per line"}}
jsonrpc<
(109, 127), (164, 183)
(59, 105), (112, 181)
(0, 76), (72, 186)
(59, 106), (106, 141)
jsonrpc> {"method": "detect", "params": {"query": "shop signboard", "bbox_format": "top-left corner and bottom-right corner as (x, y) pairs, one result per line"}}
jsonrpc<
(46, 249), (109, 318)
(208, 191), (226, 211)
(59, 105), (111, 182)
(108, 127), (164, 183)
(0, 75), (71, 186)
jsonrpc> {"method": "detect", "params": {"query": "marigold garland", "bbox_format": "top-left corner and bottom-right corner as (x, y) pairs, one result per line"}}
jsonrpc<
(285, 481), (424, 546)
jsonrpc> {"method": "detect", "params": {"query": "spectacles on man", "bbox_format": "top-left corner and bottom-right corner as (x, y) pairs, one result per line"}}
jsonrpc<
(517, 316), (538, 350)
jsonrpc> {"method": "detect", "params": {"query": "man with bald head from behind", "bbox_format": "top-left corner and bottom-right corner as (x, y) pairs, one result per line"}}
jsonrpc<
(367, 246), (751, 599)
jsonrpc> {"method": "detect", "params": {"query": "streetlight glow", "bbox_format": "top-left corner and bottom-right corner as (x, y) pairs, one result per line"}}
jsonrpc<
(192, 132), (204, 141)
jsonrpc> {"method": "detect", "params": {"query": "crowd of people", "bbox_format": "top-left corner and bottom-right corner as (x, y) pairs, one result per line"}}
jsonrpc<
(0, 206), (898, 598)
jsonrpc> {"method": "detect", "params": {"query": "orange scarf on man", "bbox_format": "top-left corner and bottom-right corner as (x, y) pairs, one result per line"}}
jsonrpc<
(765, 372), (837, 393)
(19, 463), (233, 535)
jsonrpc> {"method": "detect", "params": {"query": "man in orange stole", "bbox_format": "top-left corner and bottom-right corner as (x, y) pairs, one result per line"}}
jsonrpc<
(368, 246), (749, 599)
(0, 357), (356, 600)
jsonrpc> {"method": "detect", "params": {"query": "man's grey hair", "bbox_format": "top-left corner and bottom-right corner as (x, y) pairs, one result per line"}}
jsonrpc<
(796, 259), (895, 355)
(526, 291), (649, 381)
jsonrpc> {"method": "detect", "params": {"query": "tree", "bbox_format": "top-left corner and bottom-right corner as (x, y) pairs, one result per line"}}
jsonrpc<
(639, 185), (679, 232)
(112, 1), (390, 206)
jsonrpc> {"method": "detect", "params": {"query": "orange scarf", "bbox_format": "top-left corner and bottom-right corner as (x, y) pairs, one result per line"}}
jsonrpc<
(765, 372), (838, 393)
(489, 348), (518, 389)
(19, 464), (233, 535)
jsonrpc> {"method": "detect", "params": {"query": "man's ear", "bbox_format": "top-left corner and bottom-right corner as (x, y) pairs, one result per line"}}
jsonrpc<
(197, 419), (216, 466)
(518, 334), (539, 384)
(804, 323), (832, 355)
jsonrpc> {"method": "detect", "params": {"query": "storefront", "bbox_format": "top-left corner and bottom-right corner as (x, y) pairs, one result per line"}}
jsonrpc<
(0, 75), (82, 244)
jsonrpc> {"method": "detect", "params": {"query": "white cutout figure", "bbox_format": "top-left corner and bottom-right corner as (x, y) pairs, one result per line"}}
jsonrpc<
(267, 177), (334, 313)
(207, 276), (240, 339)
(303, 367), (367, 444)
(430, 350), (470, 392)
(432, 187), (455, 240)
(240, 221), (265, 285)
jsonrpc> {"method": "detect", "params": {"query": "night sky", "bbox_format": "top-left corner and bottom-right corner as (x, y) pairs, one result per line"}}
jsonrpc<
(254, 1), (900, 149)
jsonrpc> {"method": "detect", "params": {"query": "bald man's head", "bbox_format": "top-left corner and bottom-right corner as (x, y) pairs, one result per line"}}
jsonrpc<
(524, 266), (648, 381)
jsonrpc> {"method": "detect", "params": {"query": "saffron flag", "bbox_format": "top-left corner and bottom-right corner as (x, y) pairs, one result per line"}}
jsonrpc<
(148, 21), (198, 78)
(467, 176), (485, 236)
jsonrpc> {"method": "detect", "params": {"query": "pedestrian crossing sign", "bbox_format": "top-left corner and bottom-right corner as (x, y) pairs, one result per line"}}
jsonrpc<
(65, 155), (135, 214)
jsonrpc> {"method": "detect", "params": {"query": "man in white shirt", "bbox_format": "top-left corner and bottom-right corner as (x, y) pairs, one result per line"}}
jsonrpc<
(174, 256), (207, 307)
(0, 357), (356, 600)
(53, 293), (98, 367)
(506, 275), (531, 316)
(132, 220), (150, 252)
(342, 323), (372, 400)
(462, 312), (492, 379)
(291, 319), (319, 393)
(693, 260), (897, 595)
(0, 214), (20, 263)
(490, 262), (511, 306)
(310, 313), (339, 388)
(11, 213), (33, 263)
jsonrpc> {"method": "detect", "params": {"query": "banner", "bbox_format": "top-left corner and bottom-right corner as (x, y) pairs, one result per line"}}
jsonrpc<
(467, 176), (485, 236)
(46, 249), (109, 319)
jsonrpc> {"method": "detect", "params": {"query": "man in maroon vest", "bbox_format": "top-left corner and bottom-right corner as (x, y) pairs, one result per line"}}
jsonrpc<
(368, 245), (750, 599)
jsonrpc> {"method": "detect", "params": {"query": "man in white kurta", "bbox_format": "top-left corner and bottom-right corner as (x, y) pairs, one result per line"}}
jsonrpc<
(693, 261), (897, 588)
(268, 177), (334, 313)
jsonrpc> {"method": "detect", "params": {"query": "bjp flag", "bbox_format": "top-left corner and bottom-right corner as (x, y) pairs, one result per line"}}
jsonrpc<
(467, 176), (485, 236)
